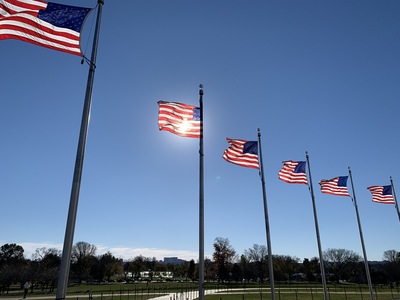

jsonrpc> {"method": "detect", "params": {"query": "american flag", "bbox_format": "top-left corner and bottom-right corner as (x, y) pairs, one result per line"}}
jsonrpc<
(0, 0), (91, 55)
(319, 176), (350, 196)
(278, 160), (308, 184)
(157, 101), (201, 138)
(367, 185), (395, 204)
(222, 138), (259, 169)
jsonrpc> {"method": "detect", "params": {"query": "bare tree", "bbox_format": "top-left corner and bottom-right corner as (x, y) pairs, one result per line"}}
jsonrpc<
(273, 255), (300, 281)
(33, 248), (61, 292)
(323, 248), (361, 283)
(32, 248), (61, 261)
(72, 241), (97, 261)
(244, 244), (268, 282)
(71, 241), (97, 283)
(382, 249), (400, 284)
(383, 249), (400, 263)
(244, 244), (268, 262)
(302, 257), (319, 281)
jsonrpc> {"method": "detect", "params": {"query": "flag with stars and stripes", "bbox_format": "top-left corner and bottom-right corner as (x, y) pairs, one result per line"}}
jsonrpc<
(319, 176), (350, 197)
(367, 185), (395, 204)
(278, 160), (308, 184)
(0, 0), (91, 55)
(158, 101), (201, 138)
(222, 138), (259, 169)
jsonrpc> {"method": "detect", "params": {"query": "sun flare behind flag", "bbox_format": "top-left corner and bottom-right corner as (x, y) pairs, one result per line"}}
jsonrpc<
(157, 101), (201, 138)
(0, 0), (91, 55)
(278, 160), (308, 184)
(367, 185), (395, 204)
(222, 138), (259, 169)
(319, 176), (350, 196)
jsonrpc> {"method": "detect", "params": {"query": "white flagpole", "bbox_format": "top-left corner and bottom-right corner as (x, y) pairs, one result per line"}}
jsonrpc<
(390, 177), (400, 222)
(56, 2), (104, 299)
(305, 151), (328, 300)
(257, 128), (275, 300)
(348, 167), (374, 300)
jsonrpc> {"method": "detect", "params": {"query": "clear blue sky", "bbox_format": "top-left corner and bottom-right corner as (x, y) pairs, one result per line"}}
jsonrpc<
(1, 0), (399, 263)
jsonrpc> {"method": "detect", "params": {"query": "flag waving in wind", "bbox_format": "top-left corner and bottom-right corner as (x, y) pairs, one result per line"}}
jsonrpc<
(319, 176), (350, 196)
(222, 138), (259, 169)
(0, 0), (91, 55)
(158, 101), (201, 138)
(367, 185), (395, 204)
(278, 160), (308, 184)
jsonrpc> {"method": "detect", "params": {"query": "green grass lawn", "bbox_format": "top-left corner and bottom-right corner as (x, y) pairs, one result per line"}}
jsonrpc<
(204, 293), (398, 300)
(1, 282), (399, 300)
(203, 285), (400, 300)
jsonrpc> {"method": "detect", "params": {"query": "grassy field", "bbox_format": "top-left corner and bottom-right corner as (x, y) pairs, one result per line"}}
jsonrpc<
(203, 284), (400, 300)
(1, 282), (399, 300)
(204, 286), (400, 300)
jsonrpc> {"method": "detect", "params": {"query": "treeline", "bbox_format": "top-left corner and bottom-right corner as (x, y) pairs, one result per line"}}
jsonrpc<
(0, 239), (399, 294)
(212, 237), (400, 285)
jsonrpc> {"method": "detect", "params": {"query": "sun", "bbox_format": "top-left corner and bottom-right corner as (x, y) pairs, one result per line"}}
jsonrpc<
(179, 118), (190, 133)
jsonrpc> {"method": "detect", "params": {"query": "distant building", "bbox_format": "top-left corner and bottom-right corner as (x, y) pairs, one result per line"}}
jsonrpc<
(163, 257), (187, 265)
(140, 271), (173, 279)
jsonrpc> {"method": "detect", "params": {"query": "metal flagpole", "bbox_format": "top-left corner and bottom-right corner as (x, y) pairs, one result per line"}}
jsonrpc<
(390, 177), (400, 222)
(257, 128), (275, 300)
(56, 2), (104, 299)
(348, 167), (374, 300)
(198, 84), (205, 300)
(305, 151), (329, 300)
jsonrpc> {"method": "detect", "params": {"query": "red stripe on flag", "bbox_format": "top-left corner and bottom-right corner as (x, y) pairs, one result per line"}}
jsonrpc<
(278, 160), (308, 184)
(158, 101), (201, 138)
(222, 138), (259, 169)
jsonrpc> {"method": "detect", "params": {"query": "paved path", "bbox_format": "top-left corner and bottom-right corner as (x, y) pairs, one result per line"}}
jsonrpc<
(3, 289), (400, 300)
(150, 291), (199, 300)
(0, 290), (206, 300)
